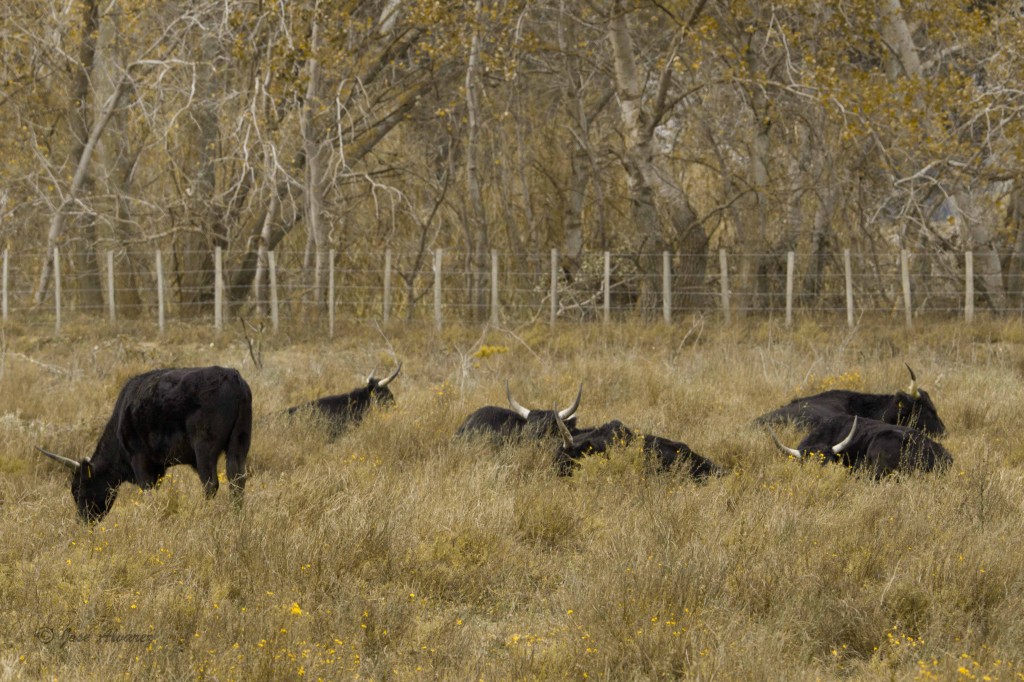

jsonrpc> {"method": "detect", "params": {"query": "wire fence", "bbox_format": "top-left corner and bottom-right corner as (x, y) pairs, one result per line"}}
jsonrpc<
(2, 246), (1022, 334)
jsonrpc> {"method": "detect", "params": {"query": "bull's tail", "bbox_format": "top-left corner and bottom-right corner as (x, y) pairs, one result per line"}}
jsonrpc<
(226, 371), (253, 500)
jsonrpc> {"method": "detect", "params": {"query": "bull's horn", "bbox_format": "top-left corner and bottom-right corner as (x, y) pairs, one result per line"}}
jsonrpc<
(554, 412), (575, 449)
(557, 382), (583, 420)
(365, 365), (379, 383)
(905, 363), (919, 398)
(831, 416), (858, 454)
(768, 430), (802, 459)
(506, 380), (530, 418)
(377, 362), (402, 388)
(35, 446), (81, 470)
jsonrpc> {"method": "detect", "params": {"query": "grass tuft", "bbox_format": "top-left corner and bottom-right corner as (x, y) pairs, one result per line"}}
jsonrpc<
(2, 318), (1024, 679)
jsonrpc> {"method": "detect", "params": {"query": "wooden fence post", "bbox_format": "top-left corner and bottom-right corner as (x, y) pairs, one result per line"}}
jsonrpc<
(719, 248), (731, 323)
(268, 250), (279, 332)
(603, 251), (610, 324)
(214, 246), (223, 330)
(901, 249), (912, 328)
(155, 249), (165, 335)
(844, 249), (854, 328)
(106, 250), (116, 323)
(785, 250), (795, 326)
(383, 249), (392, 323)
(328, 249), (336, 339)
(550, 248), (558, 328)
(662, 251), (672, 323)
(54, 247), (62, 333)
(2, 248), (8, 322)
(433, 247), (442, 329)
(964, 251), (974, 323)
(490, 249), (499, 326)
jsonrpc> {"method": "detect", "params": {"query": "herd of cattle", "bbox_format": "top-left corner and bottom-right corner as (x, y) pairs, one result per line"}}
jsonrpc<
(35, 362), (952, 522)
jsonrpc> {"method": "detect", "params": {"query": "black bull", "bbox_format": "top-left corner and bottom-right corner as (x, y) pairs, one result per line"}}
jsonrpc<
(37, 366), (252, 521)
(455, 381), (584, 441)
(287, 363), (401, 435)
(768, 414), (953, 477)
(754, 364), (945, 436)
(554, 417), (725, 480)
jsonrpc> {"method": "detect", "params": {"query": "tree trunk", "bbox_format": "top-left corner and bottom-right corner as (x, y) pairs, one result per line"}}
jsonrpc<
(607, 1), (705, 313)
(301, 16), (329, 309)
(463, 0), (489, 321)
(558, 0), (588, 278)
(1005, 186), (1024, 310)
(880, 0), (1006, 310)
(177, 3), (225, 315)
(34, 76), (131, 305)
(955, 193), (1007, 310)
(608, 1), (664, 312)
(70, 0), (103, 312)
(735, 32), (772, 315)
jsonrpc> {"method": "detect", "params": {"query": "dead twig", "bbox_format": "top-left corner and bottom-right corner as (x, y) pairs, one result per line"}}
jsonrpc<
(239, 315), (264, 370)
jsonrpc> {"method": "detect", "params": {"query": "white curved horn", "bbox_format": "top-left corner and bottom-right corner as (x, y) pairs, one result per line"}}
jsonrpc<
(377, 362), (402, 388)
(831, 416), (858, 454)
(768, 430), (802, 459)
(904, 363), (919, 398)
(506, 380), (530, 419)
(554, 412), (575, 449)
(557, 382), (583, 420)
(35, 446), (81, 471)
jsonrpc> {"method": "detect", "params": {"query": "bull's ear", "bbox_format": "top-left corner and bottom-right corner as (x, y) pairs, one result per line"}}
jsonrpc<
(82, 460), (93, 479)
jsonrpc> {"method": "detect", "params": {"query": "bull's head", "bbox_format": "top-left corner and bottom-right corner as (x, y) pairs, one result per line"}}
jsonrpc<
(506, 380), (584, 440)
(506, 381), (582, 421)
(890, 364), (945, 436)
(35, 447), (113, 522)
(769, 416), (858, 461)
(554, 412), (586, 476)
(366, 362), (402, 406)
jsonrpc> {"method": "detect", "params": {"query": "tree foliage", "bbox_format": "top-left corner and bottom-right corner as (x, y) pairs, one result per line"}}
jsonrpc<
(1, 0), (1022, 314)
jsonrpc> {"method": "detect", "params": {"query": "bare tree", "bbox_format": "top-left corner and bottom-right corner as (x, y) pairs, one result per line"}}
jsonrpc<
(607, 0), (706, 312)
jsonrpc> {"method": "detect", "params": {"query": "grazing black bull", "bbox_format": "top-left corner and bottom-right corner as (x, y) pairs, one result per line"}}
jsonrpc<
(768, 414), (953, 478)
(36, 366), (252, 522)
(554, 416), (724, 480)
(287, 363), (401, 435)
(755, 364), (945, 436)
(455, 381), (583, 441)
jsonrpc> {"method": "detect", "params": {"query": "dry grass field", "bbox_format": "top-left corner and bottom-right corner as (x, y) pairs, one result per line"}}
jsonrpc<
(1, 316), (1023, 681)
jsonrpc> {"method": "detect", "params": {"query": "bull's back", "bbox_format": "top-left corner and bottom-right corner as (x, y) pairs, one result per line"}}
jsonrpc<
(756, 390), (881, 429)
(455, 406), (524, 438)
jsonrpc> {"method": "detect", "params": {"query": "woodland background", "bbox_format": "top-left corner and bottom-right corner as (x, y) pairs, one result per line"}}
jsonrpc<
(1, 0), (1024, 321)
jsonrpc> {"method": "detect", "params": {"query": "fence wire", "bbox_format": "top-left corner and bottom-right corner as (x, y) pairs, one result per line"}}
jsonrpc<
(2, 247), (1022, 332)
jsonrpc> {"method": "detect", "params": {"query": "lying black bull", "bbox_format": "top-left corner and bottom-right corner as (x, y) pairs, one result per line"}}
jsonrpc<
(455, 381), (584, 441)
(554, 415), (724, 480)
(287, 363), (401, 435)
(768, 414), (953, 477)
(755, 364), (945, 436)
(37, 366), (252, 522)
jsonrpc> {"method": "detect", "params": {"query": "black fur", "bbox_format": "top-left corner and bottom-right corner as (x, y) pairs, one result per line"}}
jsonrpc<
(776, 414), (953, 478)
(756, 386), (945, 436)
(555, 419), (725, 480)
(55, 367), (252, 521)
(287, 376), (397, 436)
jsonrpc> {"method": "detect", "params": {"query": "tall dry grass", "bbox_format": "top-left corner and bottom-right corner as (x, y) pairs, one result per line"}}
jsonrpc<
(1, 316), (1023, 680)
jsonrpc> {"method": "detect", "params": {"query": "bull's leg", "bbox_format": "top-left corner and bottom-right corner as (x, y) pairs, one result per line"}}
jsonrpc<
(131, 455), (165, 490)
(225, 407), (251, 506)
(225, 450), (246, 501)
(192, 445), (220, 499)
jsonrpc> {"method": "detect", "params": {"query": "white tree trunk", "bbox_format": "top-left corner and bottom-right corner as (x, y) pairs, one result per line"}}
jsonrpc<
(879, 0), (1006, 309)
(301, 16), (328, 306)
